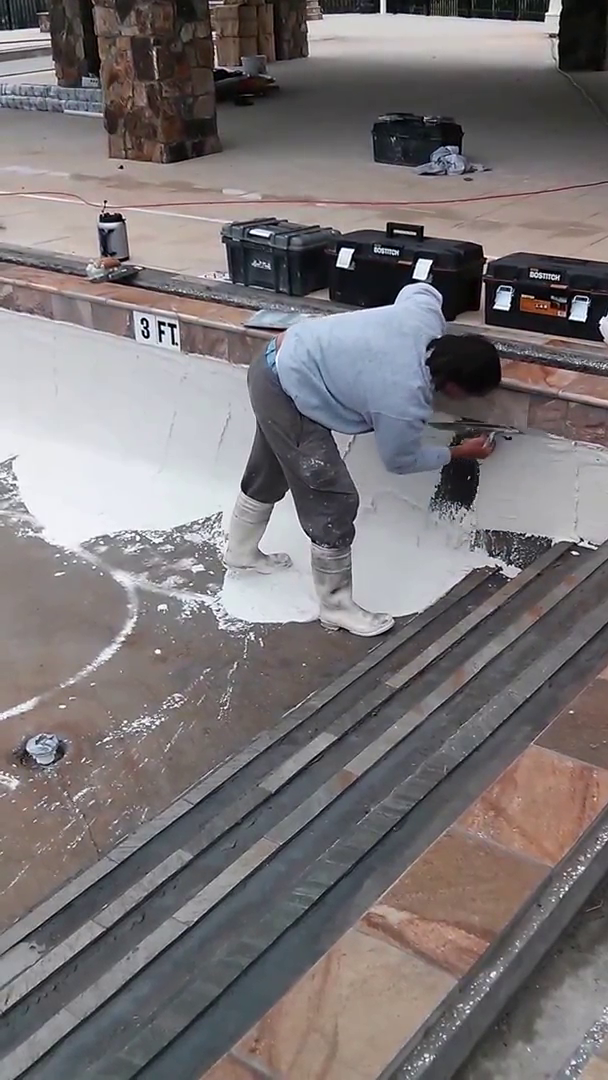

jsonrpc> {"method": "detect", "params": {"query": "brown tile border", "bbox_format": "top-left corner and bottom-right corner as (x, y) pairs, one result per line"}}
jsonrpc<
(202, 1057), (259, 1079)
(360, 827), (547, 978)
(582, 1060), (608, 1080)
(458, 743), (608, 865)
(527, 395), (569, 435)
(2, 264), (608, 446)
(233, 927), (454, 1080)
(537, 681), (608, 772)
(597, 1035), (608, 1066)
(200, 670), (608, 1080)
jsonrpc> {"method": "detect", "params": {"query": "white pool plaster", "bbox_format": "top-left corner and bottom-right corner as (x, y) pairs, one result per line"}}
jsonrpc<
(2, 309), (608, 627)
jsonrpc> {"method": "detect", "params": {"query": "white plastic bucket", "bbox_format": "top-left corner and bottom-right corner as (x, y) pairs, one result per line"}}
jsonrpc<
(241, 54), (267, 76)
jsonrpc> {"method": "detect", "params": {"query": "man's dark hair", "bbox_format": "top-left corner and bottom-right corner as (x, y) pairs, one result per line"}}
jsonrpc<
(427, 334), (501, 396)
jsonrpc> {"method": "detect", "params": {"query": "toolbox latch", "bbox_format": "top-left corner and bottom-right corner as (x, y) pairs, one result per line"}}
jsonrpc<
(493, 285), (514, 312)
(335, 247), (355, 270)
(569, 295), (591, 323)
(412, 257), (433, 283)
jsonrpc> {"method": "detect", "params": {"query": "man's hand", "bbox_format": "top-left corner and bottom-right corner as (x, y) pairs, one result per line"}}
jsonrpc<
(450, 435), (496, 461)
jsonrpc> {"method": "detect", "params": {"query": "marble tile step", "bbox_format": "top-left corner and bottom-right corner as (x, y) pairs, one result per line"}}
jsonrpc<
(378, 803), (608, 1080)
(3, 542), (608, 1079)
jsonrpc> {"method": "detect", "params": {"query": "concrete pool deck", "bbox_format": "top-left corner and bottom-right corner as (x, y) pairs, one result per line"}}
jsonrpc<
(1, 16), (608, 278)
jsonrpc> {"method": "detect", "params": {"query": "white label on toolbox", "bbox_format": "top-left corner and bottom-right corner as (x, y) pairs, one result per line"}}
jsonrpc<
(412, 257), (433, 282)
(134, 311), (181, 351)
(529, 268), (562, 283)
(336, 246), (355, 270)
(249, 228), (273, 238)
(569, 295), (591, 323)
(373, 245), (400, 257)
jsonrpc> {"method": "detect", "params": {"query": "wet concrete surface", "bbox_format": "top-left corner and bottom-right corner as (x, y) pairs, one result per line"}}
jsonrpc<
(0, 457), (373, 930)
(456, 875), (608, 1080)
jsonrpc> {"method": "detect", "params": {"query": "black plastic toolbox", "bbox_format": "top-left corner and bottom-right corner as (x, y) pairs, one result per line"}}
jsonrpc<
(328, 222), (484, 321)
(372, 113), (463, 168)
(221, 217), (339, 297)
(485, 253), (608, 342)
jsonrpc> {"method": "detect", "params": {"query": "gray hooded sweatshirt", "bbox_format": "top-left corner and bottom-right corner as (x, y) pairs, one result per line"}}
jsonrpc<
(275, 283), (451, 475)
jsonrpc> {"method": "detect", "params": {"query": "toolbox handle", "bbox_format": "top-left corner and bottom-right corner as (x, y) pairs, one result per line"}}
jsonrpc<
(386, 222), (425, 241)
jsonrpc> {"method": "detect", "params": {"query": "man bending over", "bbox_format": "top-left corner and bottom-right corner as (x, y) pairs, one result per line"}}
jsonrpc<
(225, 283), (501, 637)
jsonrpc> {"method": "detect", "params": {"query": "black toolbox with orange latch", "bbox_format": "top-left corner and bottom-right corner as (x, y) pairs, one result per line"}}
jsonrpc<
(484, 252), (608, 342)
(327, 222), (484, 321)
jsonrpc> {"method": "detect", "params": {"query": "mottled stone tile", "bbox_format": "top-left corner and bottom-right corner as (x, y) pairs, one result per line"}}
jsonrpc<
(537, 681), (608, 771)
(236, 927), (453, 1080)
(90, 300), (133, 338)
(360, 828), (546, 977)
(544, 367), (583, 393)
(51, 293), (94, 330)
(180, 320), (229, 361)
(566, 402), (608, 446)
(582, 1058), (608, 1080)
(558, 373), (608, 404)
(459, 744), (608, 865)
(501, 360), (557, 393)
(228, 332), (265, 367)
(201, 1053), (268, 1079)
(597, 1033), (608, 1063)
(11, 284), (54, 320)
(527, 394), (569, 436)
(0, 282), (15, 310)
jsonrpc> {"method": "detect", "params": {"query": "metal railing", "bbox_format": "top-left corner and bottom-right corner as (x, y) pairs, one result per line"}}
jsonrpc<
(0, 0), (44, 31)
(321, 0), (380, 11)
(379, 0), (548, 15)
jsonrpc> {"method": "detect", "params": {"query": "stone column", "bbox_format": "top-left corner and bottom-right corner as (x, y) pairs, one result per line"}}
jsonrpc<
(93, 0), (221, 164)
(544, 0), (561, 37)
(558, 0), (608, 71)
(49, 0), (88, 86)
(306, 0), (323, 21)
(272, 0), (308, 60)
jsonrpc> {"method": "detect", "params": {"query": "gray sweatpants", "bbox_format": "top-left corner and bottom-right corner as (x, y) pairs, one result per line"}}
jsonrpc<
(240, 346), (359, 549)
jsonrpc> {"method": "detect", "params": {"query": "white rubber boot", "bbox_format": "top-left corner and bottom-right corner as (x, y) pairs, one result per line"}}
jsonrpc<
(311, 544), (394, 637)
(224, 492), (292, 573)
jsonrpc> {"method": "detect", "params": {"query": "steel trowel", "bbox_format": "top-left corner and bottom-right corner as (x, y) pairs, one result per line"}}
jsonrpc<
(428, 420), (521, 438)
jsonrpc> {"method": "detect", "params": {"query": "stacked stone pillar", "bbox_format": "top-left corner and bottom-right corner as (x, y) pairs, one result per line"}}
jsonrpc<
(50, 0), (100, 86)
(272, 0), (308, 60)
(213, 1), (275, 68)
(212, 0), (306, 67)
(92, 0), (221, 163)
(306, 0), (323, 21)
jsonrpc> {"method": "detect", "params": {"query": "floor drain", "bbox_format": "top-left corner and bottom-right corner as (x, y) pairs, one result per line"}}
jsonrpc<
(15, 733), (67, 768)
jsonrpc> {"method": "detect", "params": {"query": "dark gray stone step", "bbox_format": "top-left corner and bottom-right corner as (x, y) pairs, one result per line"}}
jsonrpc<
(3, 542), (608, 1079)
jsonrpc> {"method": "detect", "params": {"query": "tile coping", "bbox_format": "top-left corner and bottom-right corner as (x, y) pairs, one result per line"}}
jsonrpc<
(1, 241), (608, 377)
(2, 263), (608, 419)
